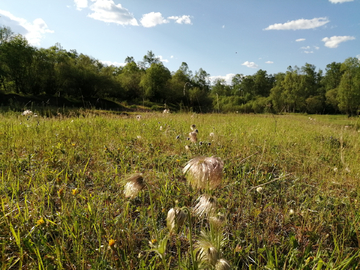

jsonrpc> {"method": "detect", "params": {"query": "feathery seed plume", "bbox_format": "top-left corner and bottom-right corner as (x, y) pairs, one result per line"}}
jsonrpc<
(166, 207), (187, 233)
(183, 156), (224, 190)
(215, 259), (231, 270)
(124, 174), (145, 199)
(189, 131), (197, 143)
(194, 194), (217, 218)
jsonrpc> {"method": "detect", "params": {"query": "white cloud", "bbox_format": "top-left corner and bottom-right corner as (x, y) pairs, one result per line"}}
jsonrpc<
(0, 9), (53, 46)
(210, 73), (235, 85)
(140, 12), (168, 27)
(157, 55), (169, 63)
(74, 0), (88, 10)
(88, 0), (138, 26)
(101, 60), (125, 67)
(296, 38), (306, 42)
(242, 61), (258, 68)
(304, 51), (314, 54)
(265, 61), (274, 64)
(168, 15), (192, 25)
(357, 54), (360, 60)
(301, 46), (310, 49)
(264, 17), (329, 30)
(322, 35), (355, 48)
(329, 0), (354, 3)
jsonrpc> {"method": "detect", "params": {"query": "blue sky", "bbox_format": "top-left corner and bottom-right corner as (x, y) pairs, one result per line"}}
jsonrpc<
(1, 0), (359, 84)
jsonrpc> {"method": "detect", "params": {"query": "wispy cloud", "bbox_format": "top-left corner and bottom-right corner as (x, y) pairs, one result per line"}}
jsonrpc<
(264, 17), (329, 30)
(0, 9), (53, 46)
(141, 13), (192, 27)
(265, 61), (274, 64)
(88, 0), (138, 26)
(322, 35), (355, 48)
(296, 38), (306, 42)
(210, 73), (235, 85)
(101, 60), (125, 67)
(168, 15), (192, 25)
(157, 55), (169, 63)
(242, 61), (258, 68)
(329, 0), (354, 3)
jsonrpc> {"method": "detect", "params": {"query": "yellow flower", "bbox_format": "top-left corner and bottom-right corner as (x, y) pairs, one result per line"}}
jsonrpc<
(36, 218), (45, 226)
(150, 239), (157, 244)
(109, 239), (116, 247)
(72, 188), (79, 195)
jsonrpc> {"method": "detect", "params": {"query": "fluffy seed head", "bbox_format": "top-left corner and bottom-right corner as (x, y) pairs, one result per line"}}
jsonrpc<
(215, 259), (231, 270)
(189, 131), (197, 143)
(196, 237), (219, 266)
(22, 110), (33, 116)
(124, 174), (145, 199)
(183, 156), (224, 190)
(166, 207), (187, 233)
(194, 194), (217, 218)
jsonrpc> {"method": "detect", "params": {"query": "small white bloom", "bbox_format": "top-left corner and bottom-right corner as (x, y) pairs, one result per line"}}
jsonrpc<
(256, 187), (263, 193)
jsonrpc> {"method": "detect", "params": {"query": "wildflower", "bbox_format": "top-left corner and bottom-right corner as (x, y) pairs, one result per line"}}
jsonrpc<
(183, 156), (224, 190)
(124, 174), (145, 199)
(289, 209), (295, 215)
(256, 187), (263, 193)
(163, 109), (170, 113)
(150, 238), (157, 244)
(72, 188), (79, 195)
(209, 132), (215, 137)
(190, 124), (196, 130)
(176, 135), (180, 139)
(108, 239), (116, 247)
(209, 212), (225, 228)
(58, 188), (64, 198)
(333, 167), (338, 173)
(194, 194), (217, 218)
(159, 126), (163, 130)
(185, 145), (190, 151)
(196, 235), (219, 266)
(136, 115), (141, 121)
(199, 141), (203, 146)
(189, 131), (197, 143)
(136, 135), (142, 139)
(166, 207), (187, 233)
(36, 218), (45, 226)
(21, 110), (33, 116)
(215, 259), (231, 270)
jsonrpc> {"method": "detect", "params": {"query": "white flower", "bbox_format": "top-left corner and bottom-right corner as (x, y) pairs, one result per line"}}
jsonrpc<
(256, 187), (263, 193)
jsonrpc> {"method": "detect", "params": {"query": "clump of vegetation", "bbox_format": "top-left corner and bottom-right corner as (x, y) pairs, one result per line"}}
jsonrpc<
(1, 111), (360, 269)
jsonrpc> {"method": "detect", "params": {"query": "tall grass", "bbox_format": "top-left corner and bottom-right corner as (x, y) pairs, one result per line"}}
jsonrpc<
(1, 111), (360, 269)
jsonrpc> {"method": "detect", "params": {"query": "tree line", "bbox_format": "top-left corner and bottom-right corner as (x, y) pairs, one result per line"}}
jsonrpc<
(1, 26), (360, 115)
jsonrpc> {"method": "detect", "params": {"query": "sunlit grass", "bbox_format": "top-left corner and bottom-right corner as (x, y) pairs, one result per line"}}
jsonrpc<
(1, 111), (360, 269)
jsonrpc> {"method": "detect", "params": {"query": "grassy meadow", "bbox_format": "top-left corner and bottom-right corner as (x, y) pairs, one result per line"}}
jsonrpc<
(1, 110), (360, 269)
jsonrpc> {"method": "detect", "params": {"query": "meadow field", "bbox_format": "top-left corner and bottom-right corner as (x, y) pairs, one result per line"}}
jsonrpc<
(1, 110), (360, 269)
